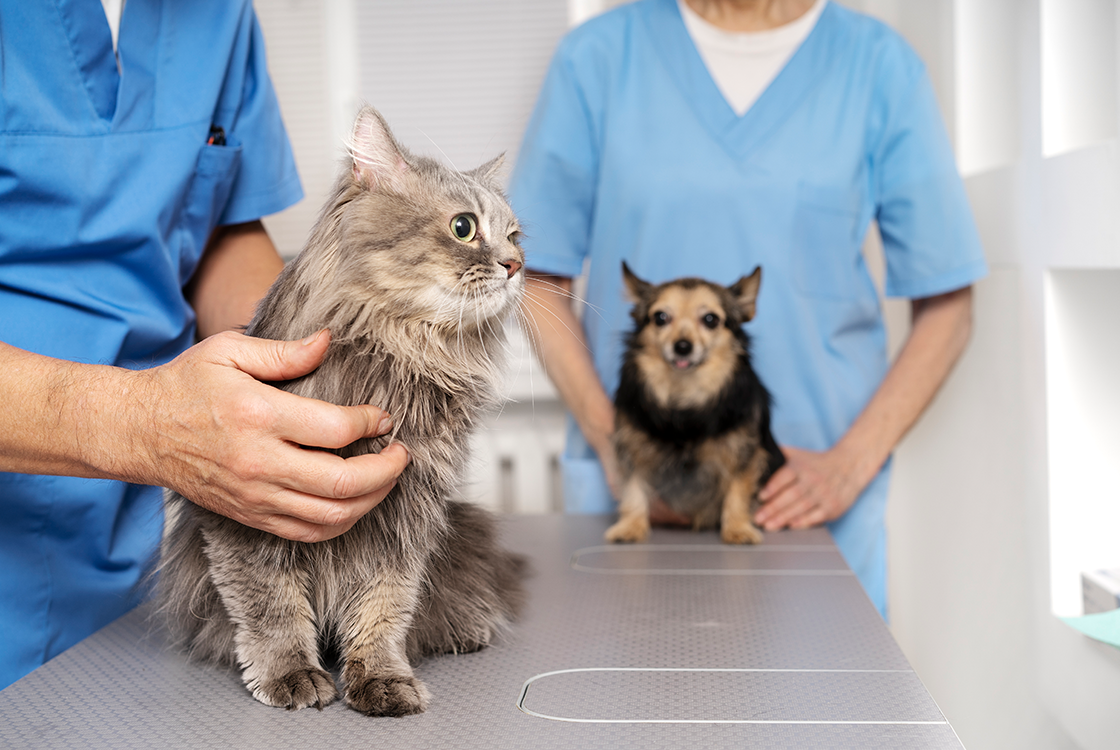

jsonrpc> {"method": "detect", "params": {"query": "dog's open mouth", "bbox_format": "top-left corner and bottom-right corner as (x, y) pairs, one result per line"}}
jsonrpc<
(671, 357), (696, 370)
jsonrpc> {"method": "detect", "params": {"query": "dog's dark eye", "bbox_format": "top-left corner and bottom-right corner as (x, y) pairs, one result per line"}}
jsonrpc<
(651, 311), (669, 327)
(702, 313), (720, 329)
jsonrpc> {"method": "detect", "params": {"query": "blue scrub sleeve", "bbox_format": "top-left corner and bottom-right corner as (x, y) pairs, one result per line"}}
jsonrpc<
(509, 39), (603, 278)
(216, 6), (303, 226)
(873, 64), (987, 299)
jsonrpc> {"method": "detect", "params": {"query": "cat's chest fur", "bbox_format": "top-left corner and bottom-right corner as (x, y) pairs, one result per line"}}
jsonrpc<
(292, 333), (501, 467)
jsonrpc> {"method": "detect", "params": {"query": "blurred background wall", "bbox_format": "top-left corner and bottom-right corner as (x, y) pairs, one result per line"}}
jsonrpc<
(251, 2), (1120, 747)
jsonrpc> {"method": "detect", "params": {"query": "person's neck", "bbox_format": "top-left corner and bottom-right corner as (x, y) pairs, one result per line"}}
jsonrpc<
(682, 0), (816, 32)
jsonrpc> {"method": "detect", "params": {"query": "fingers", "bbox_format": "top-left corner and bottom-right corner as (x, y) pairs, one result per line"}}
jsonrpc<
(758, 464), (798, 503)
(278, 441), (411, 502)
(757, 491), (815, 531)
(206, 330), (396, 449)
(213, 328), (333, 383)
(754, 479), (806, 531)
(756, 446), (835, 531)
(153, 332), (415, 543)
(239, 443), (412, 543)
(270, 391), (396, 450)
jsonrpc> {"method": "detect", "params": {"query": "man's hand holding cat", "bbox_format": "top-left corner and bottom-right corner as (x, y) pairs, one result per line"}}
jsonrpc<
(137, 329), (411, 542)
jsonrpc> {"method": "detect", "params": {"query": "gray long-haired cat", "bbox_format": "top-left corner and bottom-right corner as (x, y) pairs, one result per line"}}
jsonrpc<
(157, 106), (527, 717)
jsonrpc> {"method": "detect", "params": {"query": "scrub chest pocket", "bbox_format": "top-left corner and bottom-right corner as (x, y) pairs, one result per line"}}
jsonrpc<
(177, 141), (243, 282)
(791, 182), (864, 301)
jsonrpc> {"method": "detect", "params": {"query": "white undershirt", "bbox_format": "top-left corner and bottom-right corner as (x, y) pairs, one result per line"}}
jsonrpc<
(100, 0), (124, 52)
(679, 0), (826, 116)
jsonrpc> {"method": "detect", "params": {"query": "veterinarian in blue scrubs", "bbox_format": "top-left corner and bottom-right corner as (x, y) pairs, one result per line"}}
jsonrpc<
(512, 0), (986, 618)
(0, 0), (409, 689)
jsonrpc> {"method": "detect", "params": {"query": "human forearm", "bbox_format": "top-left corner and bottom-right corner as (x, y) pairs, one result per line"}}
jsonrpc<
(186, 220), (285, 339)
(834, 285), (974, 488)
(756, 285), (974, 530)
(521, 273), (615, 455)
(1, 222), (284, 477)
(0, 342), (149, 480)
(0, 333), (410, 542)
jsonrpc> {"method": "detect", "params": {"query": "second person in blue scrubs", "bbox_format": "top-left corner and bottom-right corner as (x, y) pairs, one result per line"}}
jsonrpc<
(512, 0), (987, 618)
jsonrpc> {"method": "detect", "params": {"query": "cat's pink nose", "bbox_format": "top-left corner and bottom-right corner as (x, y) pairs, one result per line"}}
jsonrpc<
(499, 259), (522, 279)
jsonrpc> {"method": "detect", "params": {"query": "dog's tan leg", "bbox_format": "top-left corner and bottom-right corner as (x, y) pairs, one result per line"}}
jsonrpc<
(721, 451), (767, 544)
(606, 476), (652, 543)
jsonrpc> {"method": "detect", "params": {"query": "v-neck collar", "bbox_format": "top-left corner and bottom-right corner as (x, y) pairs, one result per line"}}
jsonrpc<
(55, 0), (120, 123)
(52, 0), (162, 131)
(644, 0), (839, 162)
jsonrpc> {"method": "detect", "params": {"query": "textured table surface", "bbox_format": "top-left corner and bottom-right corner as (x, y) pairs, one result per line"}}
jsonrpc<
(0, 514), (961, 749)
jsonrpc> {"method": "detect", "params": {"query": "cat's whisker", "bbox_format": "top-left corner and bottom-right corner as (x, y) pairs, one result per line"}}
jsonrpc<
(511, 307), (552, 411)
(414, 125), (457, 172)
(519, 290), (595, 357)
(522, 276), (605, 319)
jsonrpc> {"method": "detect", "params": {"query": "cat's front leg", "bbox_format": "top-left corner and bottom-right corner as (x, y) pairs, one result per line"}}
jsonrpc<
(339, 573), (431, 716)
(201, 527), (338, 710)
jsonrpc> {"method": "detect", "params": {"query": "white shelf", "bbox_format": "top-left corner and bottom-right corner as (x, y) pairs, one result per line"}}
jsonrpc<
(1041, 0), (1119, 158)
(953, 0), (1019, 175)
(1045, 269), (1120, 617)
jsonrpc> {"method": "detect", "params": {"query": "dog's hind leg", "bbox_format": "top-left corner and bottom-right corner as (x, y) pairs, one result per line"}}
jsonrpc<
(720, 451), (767, 544)
(606, 476), (652, 543)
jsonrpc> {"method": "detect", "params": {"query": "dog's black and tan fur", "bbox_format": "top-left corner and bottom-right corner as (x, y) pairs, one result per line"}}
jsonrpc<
(608, 262), (784, 545)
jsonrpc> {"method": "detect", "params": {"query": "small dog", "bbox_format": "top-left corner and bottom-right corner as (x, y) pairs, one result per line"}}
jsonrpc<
(607, 262), (784, 545)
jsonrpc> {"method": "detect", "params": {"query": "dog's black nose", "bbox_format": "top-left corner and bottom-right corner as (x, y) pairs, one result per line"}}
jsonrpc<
(673, 339), (693, 357)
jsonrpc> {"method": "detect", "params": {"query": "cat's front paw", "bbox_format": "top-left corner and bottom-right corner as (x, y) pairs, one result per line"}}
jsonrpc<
(346, 673), (431, 717)
(253, 667), (338, 711)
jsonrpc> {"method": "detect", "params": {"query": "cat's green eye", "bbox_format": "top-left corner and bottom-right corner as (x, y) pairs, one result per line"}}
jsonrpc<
(451, 214), (477, 242)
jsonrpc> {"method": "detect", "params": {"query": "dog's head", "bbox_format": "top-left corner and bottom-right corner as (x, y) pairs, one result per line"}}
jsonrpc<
(621, 262), (761, 373)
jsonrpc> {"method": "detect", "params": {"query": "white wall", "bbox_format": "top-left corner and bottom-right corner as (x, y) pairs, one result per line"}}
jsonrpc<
(254, 1), (1120, 747)
(844, 2), (1120, 748)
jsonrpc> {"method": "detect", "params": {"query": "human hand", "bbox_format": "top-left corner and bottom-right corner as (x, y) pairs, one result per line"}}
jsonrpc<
(753, 446), (862, 531)
(132, 329), (410, 542)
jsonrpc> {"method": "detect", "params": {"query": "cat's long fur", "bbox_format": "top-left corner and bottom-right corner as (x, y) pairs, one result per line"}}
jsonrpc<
(157, 106), (527, 717)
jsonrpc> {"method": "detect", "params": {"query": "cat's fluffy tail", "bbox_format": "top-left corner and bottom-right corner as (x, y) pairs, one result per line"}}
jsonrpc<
(151, 492), (238, 667)
(406, 501), (528, 662)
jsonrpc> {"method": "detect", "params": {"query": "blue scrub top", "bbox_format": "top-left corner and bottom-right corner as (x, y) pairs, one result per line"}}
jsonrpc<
(0, 0), (302, 688)
(509, 0), (987, 617)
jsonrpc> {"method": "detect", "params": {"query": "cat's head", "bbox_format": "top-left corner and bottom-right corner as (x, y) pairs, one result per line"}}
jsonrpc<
(334, 106), (525, 330)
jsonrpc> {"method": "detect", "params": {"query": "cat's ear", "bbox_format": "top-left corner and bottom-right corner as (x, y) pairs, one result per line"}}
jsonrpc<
(729, 266), (762, 322)
(469, 153), (506, 187)
(348, 106), (410, 191)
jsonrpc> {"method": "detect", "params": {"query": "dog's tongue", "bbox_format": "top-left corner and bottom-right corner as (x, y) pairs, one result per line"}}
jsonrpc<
(674, 358), (691, 370)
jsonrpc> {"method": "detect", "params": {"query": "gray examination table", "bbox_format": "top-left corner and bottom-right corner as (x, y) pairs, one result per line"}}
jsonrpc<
(0, 514), (962, 748)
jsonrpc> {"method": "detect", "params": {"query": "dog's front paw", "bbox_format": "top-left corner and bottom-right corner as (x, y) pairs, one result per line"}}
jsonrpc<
(253, 667), (338, 710)
(721, 520), (763, 545)
(605, 516), (650, 543)
(346, 673), (431, 717)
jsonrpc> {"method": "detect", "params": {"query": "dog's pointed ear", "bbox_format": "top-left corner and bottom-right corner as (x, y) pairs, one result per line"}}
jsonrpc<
(622, 261), (654, 302)
(730, 266), (762, 321)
